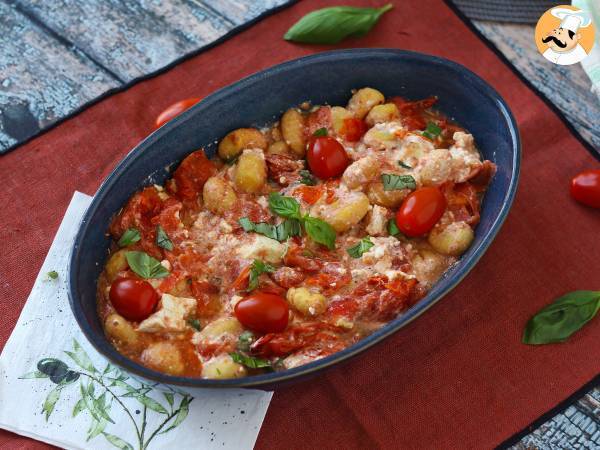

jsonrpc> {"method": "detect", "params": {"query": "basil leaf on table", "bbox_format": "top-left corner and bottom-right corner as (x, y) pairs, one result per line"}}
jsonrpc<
(47, 271), (59, 280)
(125, 251), (170, 279)
(117, 228), (141, 247)
(230, 352), (271, 369)
(347, 237), (374, 258)
(522, 290), (600, 345)
(284, 4), (393, 45)
(156, 225), (173, 251)
(304, 216), (336, 250)
(381, 173), (416, 191)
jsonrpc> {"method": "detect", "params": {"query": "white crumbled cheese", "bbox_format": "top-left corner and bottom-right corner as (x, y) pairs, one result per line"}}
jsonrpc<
(384, 269), (416, 281)
(359, 236), (404, 276)
(334, 317), (354, 329)
(341, 155), (378, 189)
(160, 259), (171, 270)
(237, 234), (287, 264)
(242, 148), (265, 160)
(138, 294), (196, 333)
(452, 131), (475, 151)
(256, 195), (269, 209)
(229, 295), (243, 309)
(219, 221), (233, 234)
(365, 205), (390, 236)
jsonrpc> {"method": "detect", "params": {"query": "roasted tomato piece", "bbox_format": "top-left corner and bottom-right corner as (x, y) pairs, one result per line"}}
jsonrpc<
(191, 280), (222, 317)
(171, 150), (217, 201)
(109, 187), (162, 237)
(340, 118), (368, 142)
(571, 169), (600, 208)
(271, 267), (305, 288)
(155, 98), (200, 129)
(251, 322), (339, 357)
(306, 106), (332, 136)
(266, 154), (304, 185)
(294, 185), (324, 205)
(389, 96), (438, 131)
(444, 182), (481, 225)
(284, 245), (323, 272)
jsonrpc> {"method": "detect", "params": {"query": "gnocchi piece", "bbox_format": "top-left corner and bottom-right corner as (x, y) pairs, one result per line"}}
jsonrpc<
(319, 192), (370, 232)
(267, 140), (290, 156)
(197, 317), (242, 341)
(412, 248), (452, 288)
(281, 108), (306, 157)
(365, 103), (400, 126)
(347, 87), (385, 119)
(105, 249), (129, 281)
(237, 235), (287, 264)
(104, 313), (139, 347)
(201, 355), (247, 379)
(428, 221), (474, 256)
(234, 149), (267, 193)
(141, 342), (185, 376)
(367, 181), (408, 208)
(286, 287), (327, 316)
(330, 106), (353, 135)
(217, 128), (267, 161)
(202, 176), (237, 215)
(342, 155), (379, 189)
(418, 149), (453, 186)
(362, 122), (405, 150)
(270, 125), (283, 142)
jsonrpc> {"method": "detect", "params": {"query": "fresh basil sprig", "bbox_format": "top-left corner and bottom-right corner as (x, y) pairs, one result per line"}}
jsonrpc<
(125, 251), (170, 279)
(156, 225), (173, 251)
(523, 291), (600, 345)
(381, 173), (416, 191)
(47, 270), (59, 280)
(299, 169), (317, 186)
(237, 331), (255, 352)
(230, 352), (271, 369)
(347, 237), (374, 258)
(118, 228), (141, 247)
(239, 217), (301, 242)
(284, 4), (393, 45)
(247, 259), (276, 292)
(268, 193), (336, 249)
(422, 121), (442, 140)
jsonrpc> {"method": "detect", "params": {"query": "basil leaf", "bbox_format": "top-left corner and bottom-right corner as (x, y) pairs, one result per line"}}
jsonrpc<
(398, 161), (412, 169)
(313, 128), (328, 137)
(238, 217), (301, 242)
(239, 217), (254, 232)
(387, 218), (401, 237)
(381, 173), (416, 191)
(347, 237), (374, 258)
(304, 216), (336, 250)
(284, 4), (393, 45)
(276, 219), (302, 241)
(422, 121), (442, 140)
(523, 291), (600, 345)
(247, 259), (276, 292)
(117, 228), (141, 247)
(47, 271), (59, 280)
(299, 169), (317, 186)
(156, 225), (173, 251)
(125, 251), (170, 279)
(187, 318), (202, 331)
(268, 193), (302, 219)
(230, 352), (271, 369)
(237, 331), (255, 353)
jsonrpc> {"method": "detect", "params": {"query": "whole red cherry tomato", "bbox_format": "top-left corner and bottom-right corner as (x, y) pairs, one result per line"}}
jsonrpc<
(109, 278), (159, 321)
(234, 292), (289, 333)
(570, 169), (600, 208)
(396, 187), (447, 237)
(306, 136), (350, 179)
(154, 98), (200, 129)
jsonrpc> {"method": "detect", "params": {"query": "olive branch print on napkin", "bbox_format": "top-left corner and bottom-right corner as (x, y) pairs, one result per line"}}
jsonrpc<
(20, 339), (193, 450)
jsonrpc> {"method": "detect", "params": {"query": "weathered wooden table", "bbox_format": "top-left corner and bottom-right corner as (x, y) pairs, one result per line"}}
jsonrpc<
(0, 1), (598, 448)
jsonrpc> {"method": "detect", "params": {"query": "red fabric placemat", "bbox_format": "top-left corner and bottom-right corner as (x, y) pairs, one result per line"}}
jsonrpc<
(1, 0), (599, 448)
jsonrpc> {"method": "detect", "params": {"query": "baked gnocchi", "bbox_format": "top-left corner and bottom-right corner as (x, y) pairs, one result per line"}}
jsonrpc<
(99, 88), (495, 379)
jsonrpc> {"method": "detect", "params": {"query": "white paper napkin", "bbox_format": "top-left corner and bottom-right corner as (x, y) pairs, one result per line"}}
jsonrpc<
(0, 192), (272, 450)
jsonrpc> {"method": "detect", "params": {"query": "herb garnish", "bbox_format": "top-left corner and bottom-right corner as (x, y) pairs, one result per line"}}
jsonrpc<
(47, 271), (59, 280)
(117, 228), (141, 247)
(268, 193), (336, 249)
(125, 251), (170, 279)
(238, 217), (301, 242)
(247, 259), (276, 292)
(523, 291), (600, 345)
(284, 4), (393, 45)
(422, 121), (442, 140)
(387, 218), (401, 237)
(237, 331), (255, 352)
(381, 173), (416, 191)
(230, 352), (271, 369)
(299, 169), (317, 185)
(398, 161), (412, 169)
(187, 318), (202, 331)
(156, 225), (173, 251)
(347, 237), (375, 258)
(313, 127), (328, 137)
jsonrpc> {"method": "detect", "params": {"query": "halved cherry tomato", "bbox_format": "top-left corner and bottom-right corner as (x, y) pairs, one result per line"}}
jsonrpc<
(154, 98), (200, 129)
(109, 278), (159, 321)
(306, 136), (349, 179)
(570, 169), (600, 208)
(396, 187), (447, 237)
(340, 118), (368, 142)
(234, 292), (289, 333)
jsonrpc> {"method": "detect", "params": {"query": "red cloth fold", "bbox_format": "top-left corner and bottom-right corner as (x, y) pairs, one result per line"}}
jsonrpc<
(1, 0), (598, 448)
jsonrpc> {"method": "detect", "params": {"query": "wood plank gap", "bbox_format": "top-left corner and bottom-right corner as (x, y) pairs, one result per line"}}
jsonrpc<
(3, 0), (125, 84)
(188, 0), (237, 27)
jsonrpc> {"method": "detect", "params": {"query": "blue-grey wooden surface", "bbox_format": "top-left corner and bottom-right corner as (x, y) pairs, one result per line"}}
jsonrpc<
(0, 1), (598, 448)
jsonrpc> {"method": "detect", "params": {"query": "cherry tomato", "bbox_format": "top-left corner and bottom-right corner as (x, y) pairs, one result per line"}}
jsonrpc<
(570, 169), (600, 208)
(109, 278), (159, 321)
(340, 118), (368, 142)
(154, 98), (200, 129)
(234, 292), (289, 333)
(306, 136), (350, 179)
(396, 187), (447, 237)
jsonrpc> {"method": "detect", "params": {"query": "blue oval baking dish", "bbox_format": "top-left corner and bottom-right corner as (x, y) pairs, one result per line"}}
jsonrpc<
(68, 49), (520, 389)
